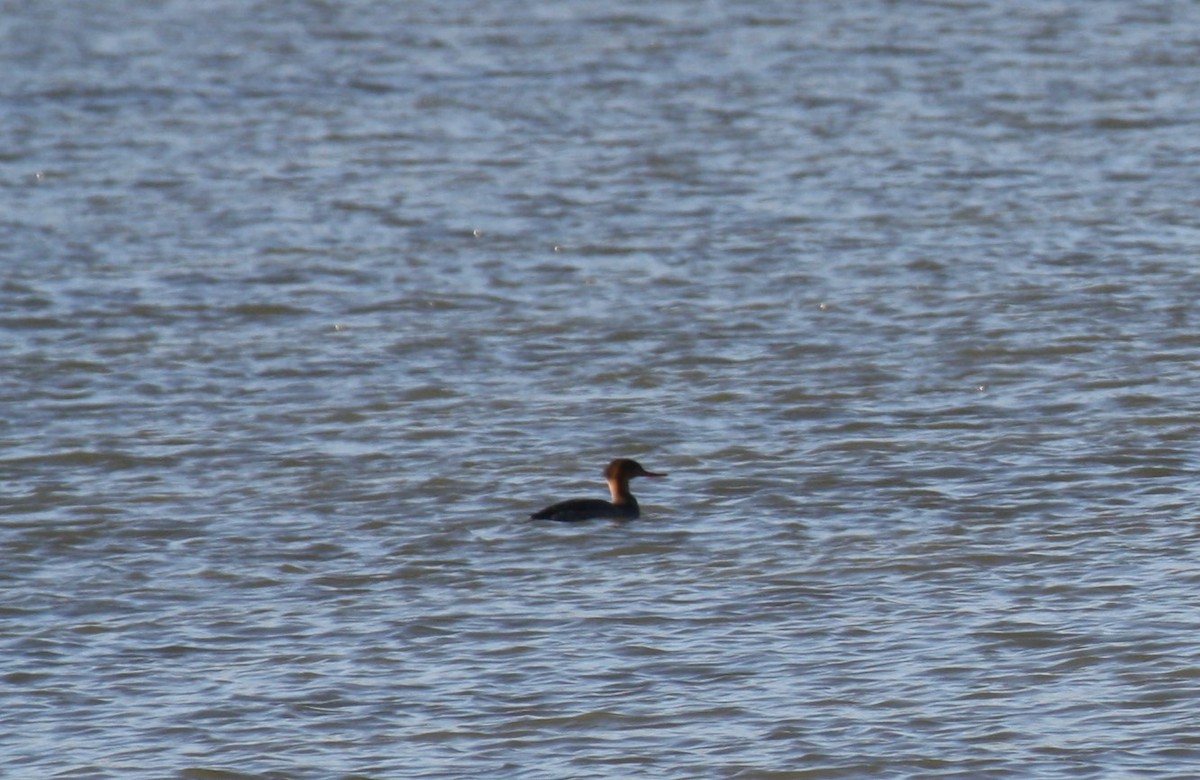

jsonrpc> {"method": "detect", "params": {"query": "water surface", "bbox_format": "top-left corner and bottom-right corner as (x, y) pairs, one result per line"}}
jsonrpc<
(4, 2), (1200, 777)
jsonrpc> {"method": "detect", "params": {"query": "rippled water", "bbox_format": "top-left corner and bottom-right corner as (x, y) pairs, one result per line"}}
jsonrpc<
(5, 1), (1200, 777)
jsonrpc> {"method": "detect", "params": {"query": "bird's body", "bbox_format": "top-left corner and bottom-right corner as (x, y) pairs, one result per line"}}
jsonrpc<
(531, 496), (639, 522)
(531, 458), (666, 522)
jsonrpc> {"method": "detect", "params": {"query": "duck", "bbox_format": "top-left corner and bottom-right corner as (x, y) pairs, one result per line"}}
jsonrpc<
(530, 458), (667, 522)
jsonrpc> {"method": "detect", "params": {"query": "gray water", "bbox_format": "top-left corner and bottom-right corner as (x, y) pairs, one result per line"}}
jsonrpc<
(5, 1), (1200, 777)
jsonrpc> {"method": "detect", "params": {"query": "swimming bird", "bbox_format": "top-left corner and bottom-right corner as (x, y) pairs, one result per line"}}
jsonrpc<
(530, 458), (667, 522)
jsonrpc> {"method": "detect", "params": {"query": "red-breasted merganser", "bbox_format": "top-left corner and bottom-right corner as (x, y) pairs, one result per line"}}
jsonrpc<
(531, 458), (667, 522)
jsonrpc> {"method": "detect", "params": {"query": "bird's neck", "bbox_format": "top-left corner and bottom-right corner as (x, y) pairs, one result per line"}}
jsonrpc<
(607, 477), (634, 506)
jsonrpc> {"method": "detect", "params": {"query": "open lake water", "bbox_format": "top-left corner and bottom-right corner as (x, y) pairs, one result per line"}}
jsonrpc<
(5, 1), (1200, 777)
